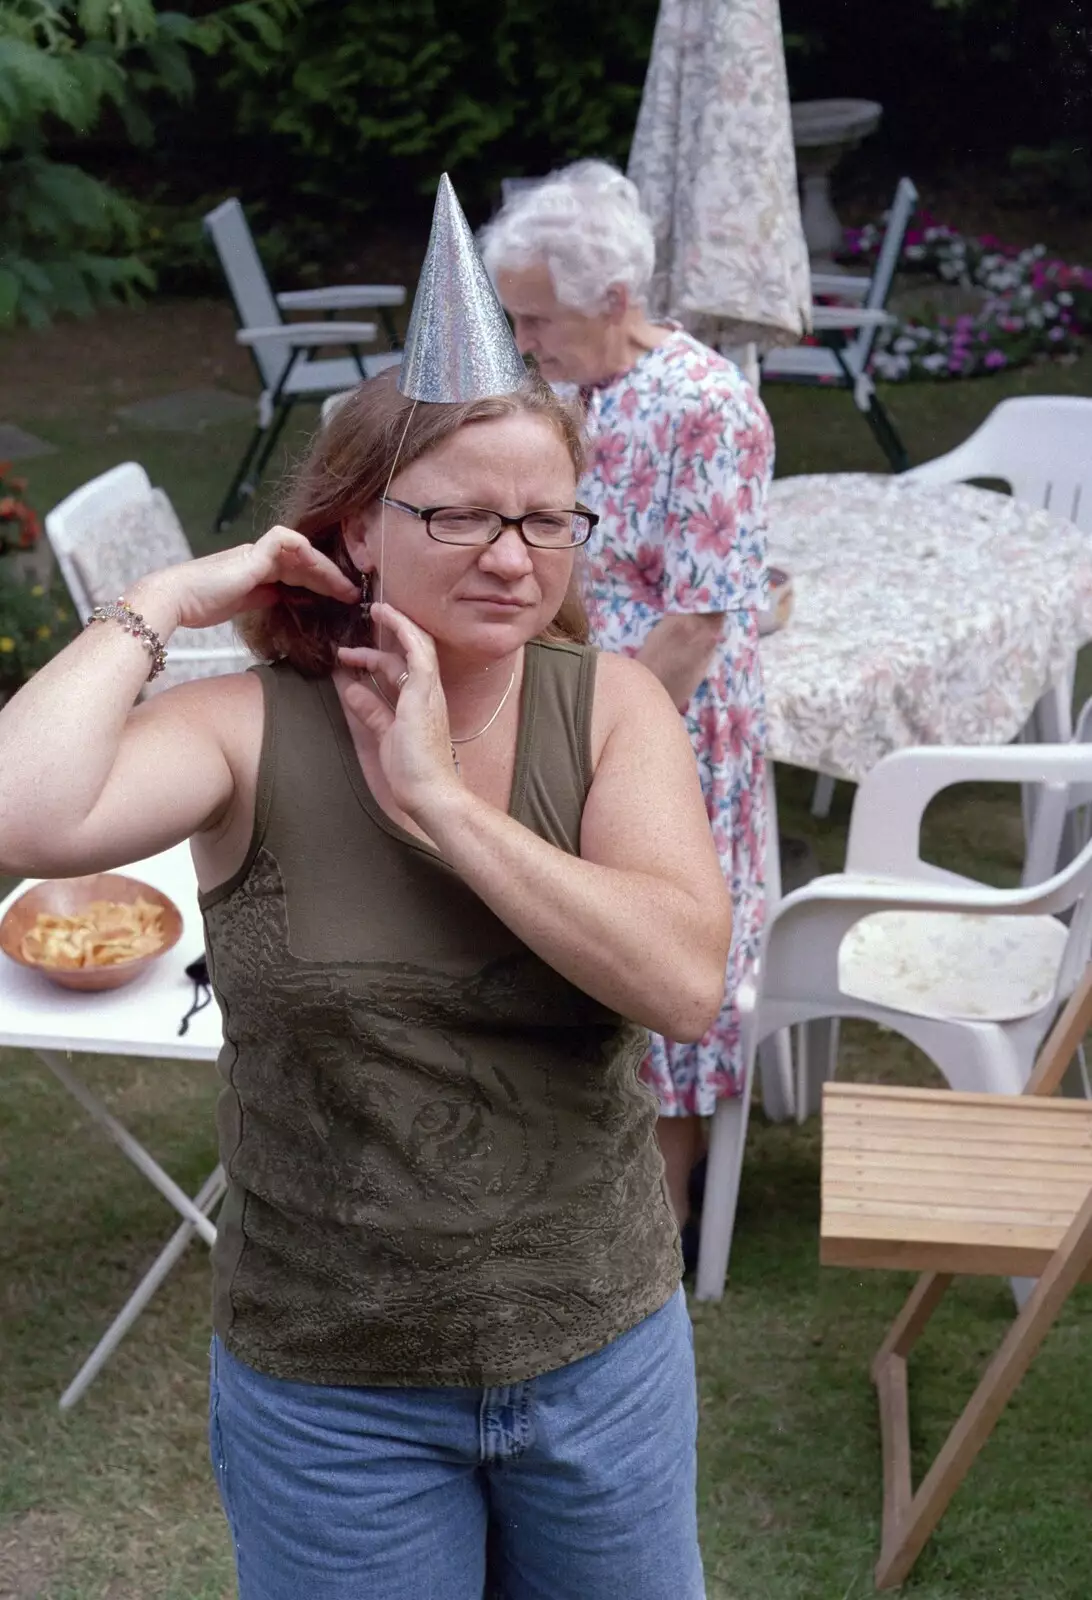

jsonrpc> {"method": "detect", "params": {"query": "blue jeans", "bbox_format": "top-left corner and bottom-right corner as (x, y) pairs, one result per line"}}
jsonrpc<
(209, 1288), (704, 1600)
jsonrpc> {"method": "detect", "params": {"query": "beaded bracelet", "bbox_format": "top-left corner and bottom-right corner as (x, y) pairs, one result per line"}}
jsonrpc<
(87, 597), (168, 681)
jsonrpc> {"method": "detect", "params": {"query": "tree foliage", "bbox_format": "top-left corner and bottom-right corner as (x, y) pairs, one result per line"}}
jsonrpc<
(223, 0), (659, 220)
(0, 0), (293, 324)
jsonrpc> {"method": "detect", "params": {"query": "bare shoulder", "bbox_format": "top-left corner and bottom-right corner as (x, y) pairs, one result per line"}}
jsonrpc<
(128, 667), (266, 787)
(132, 666), (262, 738)
(589, 650), (684, 766)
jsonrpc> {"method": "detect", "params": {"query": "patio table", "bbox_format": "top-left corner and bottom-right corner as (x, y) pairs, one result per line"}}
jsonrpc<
(760, 473), (1092, 782)
(0, 842), (223, 1408)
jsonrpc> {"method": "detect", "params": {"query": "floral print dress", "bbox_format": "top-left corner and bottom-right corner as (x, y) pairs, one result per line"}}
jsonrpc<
(580, 327), (774, 1117)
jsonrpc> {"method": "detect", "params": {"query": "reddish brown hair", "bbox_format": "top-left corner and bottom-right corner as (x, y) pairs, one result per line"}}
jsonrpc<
(239, 367), (590, 675)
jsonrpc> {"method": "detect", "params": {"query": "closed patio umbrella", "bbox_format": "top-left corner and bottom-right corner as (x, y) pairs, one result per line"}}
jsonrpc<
(628, 0), (811, 354)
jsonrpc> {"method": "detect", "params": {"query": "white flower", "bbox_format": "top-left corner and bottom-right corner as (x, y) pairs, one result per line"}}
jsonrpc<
(921, 352), (948, 372)
(1042, 301), (1059, 319)
(893, 336), (917, 354)
(1057, 291), (1074, 306)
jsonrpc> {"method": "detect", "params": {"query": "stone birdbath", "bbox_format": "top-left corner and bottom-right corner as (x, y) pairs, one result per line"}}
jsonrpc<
(791, 98), (883, 269)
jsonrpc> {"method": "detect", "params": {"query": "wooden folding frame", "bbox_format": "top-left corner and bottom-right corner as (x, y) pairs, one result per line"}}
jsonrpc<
(820, 965), (1092, 1589)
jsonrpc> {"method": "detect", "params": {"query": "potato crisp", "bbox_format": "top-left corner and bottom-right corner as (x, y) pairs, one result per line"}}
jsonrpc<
(20, 898), (166, 969)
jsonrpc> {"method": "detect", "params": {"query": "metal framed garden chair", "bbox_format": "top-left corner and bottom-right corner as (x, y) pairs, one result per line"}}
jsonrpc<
(761, 176), (919, 473)
(821, 961), (1092, 1589)
(45, 462), (252, 695)
(203, 198), (405, 530)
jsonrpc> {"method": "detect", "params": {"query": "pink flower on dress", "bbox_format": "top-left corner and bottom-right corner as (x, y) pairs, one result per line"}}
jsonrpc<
(675, 458), (697, 494)
(620, 386), (640, 419)
(651, 414), (672, 457)
(628, 446), (658, 514)
(632, 541), (665, 592)
(736, 420), (772, 482)
(688, 492), (738, 556)
(677, 402), (722, 463)
(588, 430), (628, 486)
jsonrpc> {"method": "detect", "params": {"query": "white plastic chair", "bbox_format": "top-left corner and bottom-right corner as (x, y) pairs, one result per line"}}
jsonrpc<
(203, 198), (405, 530)
(762, 176), (918, 473)
(694, 742), (1092, 1302)
(903, 395), (1092, 534)
(45, 463), (252, 696)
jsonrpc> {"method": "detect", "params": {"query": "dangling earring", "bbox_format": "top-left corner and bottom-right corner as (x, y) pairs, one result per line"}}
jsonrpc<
(359, 571), (374, 629)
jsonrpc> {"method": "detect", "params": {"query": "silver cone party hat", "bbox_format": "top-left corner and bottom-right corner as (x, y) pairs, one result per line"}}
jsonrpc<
(397, 173), (527, 403)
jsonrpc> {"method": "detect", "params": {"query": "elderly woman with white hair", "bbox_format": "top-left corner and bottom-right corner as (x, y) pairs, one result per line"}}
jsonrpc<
(482, 161), (773, 1253)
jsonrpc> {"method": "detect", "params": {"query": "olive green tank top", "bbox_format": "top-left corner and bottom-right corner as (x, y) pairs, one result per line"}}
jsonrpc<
(200, 641), (681, 1388)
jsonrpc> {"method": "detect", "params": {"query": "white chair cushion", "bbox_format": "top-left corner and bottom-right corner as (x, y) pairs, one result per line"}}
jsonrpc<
(839, 910), (1069, 1022)
(72, 489), (193, 601)
(71, 489), (246, 672)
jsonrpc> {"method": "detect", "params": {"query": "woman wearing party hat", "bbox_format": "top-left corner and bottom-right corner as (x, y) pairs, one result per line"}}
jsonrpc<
(0, 176), (728, 1599)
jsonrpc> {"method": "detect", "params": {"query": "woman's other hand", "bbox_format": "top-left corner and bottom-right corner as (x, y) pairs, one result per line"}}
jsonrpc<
(338, 603), (460, 818)
(130, 525), (360, 633)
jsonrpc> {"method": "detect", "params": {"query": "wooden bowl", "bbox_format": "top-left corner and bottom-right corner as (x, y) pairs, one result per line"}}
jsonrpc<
(0, 873), (183, 992)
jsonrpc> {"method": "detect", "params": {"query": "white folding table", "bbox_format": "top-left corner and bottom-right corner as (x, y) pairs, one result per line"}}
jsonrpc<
(0, 842), (224, 1408)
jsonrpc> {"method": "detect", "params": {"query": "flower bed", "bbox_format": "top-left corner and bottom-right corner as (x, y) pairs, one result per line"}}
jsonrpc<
(0, 466), (73, 693)
(831, 213), (1092, 381)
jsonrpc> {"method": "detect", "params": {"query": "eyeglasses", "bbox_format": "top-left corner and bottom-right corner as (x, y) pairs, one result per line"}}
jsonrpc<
(379, 496), (598, 549)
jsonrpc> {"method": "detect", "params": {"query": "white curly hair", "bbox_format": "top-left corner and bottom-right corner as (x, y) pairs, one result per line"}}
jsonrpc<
(480, 160), (656, 316)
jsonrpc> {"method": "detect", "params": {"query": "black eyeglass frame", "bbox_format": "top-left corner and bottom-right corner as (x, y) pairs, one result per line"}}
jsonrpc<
(379, 495), (599, 549)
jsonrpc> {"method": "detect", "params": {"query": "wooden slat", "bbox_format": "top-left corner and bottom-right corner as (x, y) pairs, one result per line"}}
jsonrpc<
(826, 1106), (1092, 1142)
(825, 1201), (1073, 1236)
(822, 1232), (1092, 1280)
(824, 1146), (1092, 1179)
(824, 1081), (1092, 1113)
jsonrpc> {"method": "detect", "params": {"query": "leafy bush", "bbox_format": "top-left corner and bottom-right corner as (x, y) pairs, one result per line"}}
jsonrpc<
(222, 0), (659, 219)
(0, 0), (294, 325)
(0, 577), (74, 688)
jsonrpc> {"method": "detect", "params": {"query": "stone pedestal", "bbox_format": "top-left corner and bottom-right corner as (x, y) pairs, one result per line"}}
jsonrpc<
(791, 98), (883, 269)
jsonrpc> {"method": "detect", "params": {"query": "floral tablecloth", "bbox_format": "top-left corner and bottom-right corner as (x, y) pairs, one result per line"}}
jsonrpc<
(761, 474), (1092, 781)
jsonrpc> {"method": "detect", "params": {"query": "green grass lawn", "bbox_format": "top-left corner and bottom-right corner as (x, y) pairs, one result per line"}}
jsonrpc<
(2, 301), (1092, 1597)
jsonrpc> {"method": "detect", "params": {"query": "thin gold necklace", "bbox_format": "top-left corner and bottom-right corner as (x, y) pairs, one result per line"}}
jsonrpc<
(367, 669), (517, 775)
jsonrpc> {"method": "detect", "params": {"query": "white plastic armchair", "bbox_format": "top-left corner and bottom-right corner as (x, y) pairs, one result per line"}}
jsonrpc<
(903, 395), (1092, 534)
(694, 742), (1092, 1302)
(45, 463), (253, 697)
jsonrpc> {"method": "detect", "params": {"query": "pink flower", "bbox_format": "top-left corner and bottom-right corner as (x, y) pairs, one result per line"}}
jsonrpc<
(619, 387), (640, 419)
(627, 446), (658, 513)
(687, 493), (738, 556)
(631, 541), (665, 592)
(984, 349), (1007, 370)
(588, 430), (628, 487)
(676, 458), (697, 494)
(735, 419), (771, 483)
(677, 403), (723, 463)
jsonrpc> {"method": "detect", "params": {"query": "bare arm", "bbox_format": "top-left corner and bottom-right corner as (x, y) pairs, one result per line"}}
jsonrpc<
(0, 529), (359, 876)
(340, 606), (732, 1042)
(636, 610), (725, 709)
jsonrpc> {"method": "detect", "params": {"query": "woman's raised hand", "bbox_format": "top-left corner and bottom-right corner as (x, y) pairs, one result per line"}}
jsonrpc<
(131, 525), (360, 632)
(338, 603), (460, 818)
